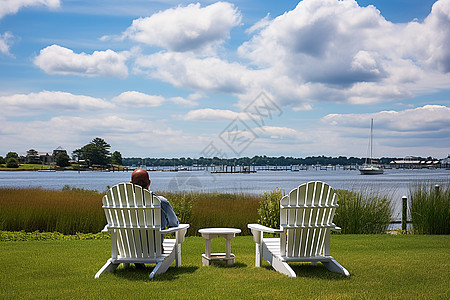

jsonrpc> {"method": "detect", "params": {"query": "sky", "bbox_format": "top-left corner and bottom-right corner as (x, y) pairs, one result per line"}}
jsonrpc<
(0, 0), (449, 159)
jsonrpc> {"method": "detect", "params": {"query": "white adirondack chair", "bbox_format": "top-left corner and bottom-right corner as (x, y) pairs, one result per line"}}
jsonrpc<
(95, 183), (189, 279)
(248, 181), (349, 277)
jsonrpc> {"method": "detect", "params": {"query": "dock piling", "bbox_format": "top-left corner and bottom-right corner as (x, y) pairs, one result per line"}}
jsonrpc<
(402, 196), (407, 232)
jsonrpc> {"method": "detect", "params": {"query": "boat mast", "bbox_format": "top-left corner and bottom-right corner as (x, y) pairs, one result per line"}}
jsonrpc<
(370, 118), (373, 163)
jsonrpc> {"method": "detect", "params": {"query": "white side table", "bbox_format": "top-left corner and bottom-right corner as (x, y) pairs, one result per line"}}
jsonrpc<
(198, 228), (241, 266)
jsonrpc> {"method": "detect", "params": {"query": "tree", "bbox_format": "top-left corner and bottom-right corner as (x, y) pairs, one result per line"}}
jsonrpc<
(72, 149), (83, 162)
(0, 156), (5, 164)
(55, 152), (71, 167)
(76, 138), (112, 167)
(6, 152), (18, 160)
(82, 144), (102, 166)
(6, 157), (19, 168)
(111, 151), (122, 165)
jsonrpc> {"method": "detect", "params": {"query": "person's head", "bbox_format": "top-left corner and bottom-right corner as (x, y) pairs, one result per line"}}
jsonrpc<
(130, 168), (151, 189)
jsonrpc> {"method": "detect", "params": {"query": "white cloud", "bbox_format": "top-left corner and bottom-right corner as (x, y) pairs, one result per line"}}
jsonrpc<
(121, 2), (241, 52)
(318, 105), (450, 156)
(235, 105), (449, 158)
(255, 126), (298, 139)
(182, 108), (252, 121)
(0, 91), (113, 113)
(0, 0), (60, 19)
(135, 51), (252, 93)
(34, 45), (129, 78)
(402, 0), (450, 73)
(233, 0), (450, 106)
(169, 93), (200, 107)
(111, 91), (201, 108)
(112, 91), (165, 107)
(322, 105), (450, 132)
(0, 115), (197, 157)
(0, 31), (14, 56)
(130, 0), (450, 110)
(246, 13), (271, 34)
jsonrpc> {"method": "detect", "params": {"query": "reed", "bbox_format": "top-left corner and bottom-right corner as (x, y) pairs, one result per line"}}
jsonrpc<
(0, 188), (105, 235)
(334, 188), (393, 234)
(1, 186), (400, 236)
(160, 191), (261, 235)
(409, 182), (449, 234)
(0, 188), (261, 236)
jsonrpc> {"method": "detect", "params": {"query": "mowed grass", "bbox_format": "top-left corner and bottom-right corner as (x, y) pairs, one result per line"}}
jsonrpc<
(2, 235), (449, 299)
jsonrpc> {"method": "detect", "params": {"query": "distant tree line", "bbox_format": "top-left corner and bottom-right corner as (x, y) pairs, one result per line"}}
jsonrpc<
(3, 139), (440, 169)
(123, 155), (404, 167)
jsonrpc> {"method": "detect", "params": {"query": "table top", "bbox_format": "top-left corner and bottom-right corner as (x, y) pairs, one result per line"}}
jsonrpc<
(198, 228), (241, 234)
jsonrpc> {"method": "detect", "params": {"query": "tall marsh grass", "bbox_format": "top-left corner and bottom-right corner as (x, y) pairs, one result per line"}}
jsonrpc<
(161, 191), (261, 236)
(1, 186), (401, 236)
(0, 188), (261, 236)
(409, 183), (449, 234)
(0, 187), (105, 235)
(334, 189), (393, 234)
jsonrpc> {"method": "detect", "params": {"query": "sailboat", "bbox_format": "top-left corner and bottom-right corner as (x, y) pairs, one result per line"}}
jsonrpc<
(360, 118), (384, 175)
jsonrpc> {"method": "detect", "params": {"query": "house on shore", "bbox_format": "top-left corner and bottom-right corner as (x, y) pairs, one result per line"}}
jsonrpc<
(20, 146), (68, 164)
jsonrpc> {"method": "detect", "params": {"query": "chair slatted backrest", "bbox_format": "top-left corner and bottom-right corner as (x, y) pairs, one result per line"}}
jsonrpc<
(280, 181), (338, 257)
(102, 183), (162, 259)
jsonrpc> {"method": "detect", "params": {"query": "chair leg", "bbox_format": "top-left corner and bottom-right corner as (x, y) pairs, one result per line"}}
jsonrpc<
(175, 243), (181, 267)
(149, 248), (176, 279)
(322, 258), (350, 276)
(149, 262), (163, 279)
(272, 256), (296, 277)
(255, 243), (262, 267)
(94, 259), (119, 278)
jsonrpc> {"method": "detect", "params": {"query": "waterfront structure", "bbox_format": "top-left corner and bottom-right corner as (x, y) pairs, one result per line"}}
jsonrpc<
(390, 156), (441, 169)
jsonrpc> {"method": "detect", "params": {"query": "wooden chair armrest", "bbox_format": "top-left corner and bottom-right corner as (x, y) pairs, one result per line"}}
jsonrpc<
(247, 223), (282, 233)
(160, 224), (190, 234)
(331, 225), (341, 231)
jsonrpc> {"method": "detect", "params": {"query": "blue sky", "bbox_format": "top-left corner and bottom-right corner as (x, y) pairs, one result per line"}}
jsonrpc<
(1, 0), (449, 159)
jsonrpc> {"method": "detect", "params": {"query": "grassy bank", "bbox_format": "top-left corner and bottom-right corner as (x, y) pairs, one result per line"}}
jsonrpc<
(2, 184), (447, 235)
(0, 188), (261, 236)
(2, 235), (449, 299)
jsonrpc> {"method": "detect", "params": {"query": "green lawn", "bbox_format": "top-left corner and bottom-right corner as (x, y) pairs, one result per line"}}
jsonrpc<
(2, 235), (449, 299)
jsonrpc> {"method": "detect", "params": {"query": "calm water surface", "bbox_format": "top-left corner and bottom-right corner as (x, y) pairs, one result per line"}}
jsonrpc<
(1, 168), (449, 219)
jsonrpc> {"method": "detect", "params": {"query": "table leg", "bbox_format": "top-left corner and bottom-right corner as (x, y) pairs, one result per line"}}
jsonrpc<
(225, 234), (231, 259)
(205, 238), (211, 258)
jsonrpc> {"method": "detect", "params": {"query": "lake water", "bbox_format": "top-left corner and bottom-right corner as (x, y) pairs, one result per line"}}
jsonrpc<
(1, 168), (449, 220)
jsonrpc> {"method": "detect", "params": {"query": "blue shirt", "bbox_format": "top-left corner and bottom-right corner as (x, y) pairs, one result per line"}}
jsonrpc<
(157, 195), (179, 229)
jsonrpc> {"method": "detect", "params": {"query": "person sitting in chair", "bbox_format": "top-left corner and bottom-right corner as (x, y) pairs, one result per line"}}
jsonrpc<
(130, 168), (179, 230)
(131, 168), (179, 269)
